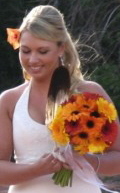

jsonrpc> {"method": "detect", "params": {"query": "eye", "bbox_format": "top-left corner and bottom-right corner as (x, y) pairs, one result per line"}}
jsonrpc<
(21, 50), (30, 54)
(20, 48), (30, 54)
(39, 50), (49, 54)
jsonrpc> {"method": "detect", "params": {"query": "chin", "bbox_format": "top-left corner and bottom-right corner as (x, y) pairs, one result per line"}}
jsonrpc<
(32, 74), (49, 82)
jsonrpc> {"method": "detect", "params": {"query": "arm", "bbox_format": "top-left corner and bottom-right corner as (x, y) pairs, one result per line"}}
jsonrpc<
(85, 150), (120, 176)
(78, 80), (120, 176)
(0, 90), (62, 185)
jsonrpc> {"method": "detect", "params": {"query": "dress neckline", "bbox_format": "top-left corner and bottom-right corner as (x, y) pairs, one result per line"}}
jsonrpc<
(26, 82), (46, 127)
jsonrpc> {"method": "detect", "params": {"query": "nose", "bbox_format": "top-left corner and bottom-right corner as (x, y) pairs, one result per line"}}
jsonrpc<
(29, 52), (40, 64)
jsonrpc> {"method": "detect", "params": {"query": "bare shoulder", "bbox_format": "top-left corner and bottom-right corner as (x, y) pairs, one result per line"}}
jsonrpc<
(78, 80), (104, 93)
(0, 82), (28, 103)
(0, 82), (29, 119)
(77, 80), (112, 102)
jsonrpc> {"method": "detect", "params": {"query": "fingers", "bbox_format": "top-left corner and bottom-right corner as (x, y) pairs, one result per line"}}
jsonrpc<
(42, 153), (55, 162)
(42, 153), (63, 164)
(42, 153), (62, 169)
(44, 153), (71, 170)
(62, 163), (71, 170)
(41, 153), (72, 172)
(52, 159), (62, 172)
(51, 157), (61, 166)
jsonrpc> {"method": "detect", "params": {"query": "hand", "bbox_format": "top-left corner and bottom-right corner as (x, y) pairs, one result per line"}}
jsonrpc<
(62, 162), (72, 170)
(53, 148), (72, 170)
(34, 153), (63, 176)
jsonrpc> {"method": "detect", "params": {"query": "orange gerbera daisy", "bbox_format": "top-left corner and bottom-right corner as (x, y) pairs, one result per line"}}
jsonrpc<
(97, 98), (117, 122)
(70, 131), (89, 144)
(65, 119), (81, 136)
(6, 28), (20, 49)
(62, 102), (81, 121)
(79, 114), (106, 135)
(90, 110), (102, 118)
(70, 132), (89, 154)
(76, 95), (97, 113)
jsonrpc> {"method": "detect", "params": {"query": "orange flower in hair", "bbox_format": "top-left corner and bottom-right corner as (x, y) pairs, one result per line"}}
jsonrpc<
(6, 28), (20, 49)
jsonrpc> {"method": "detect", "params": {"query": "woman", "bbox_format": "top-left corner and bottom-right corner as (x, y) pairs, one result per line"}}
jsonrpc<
(0, 5), (120, 193)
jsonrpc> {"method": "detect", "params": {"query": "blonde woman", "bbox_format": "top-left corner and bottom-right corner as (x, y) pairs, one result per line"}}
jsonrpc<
(0, 5), (120, 193)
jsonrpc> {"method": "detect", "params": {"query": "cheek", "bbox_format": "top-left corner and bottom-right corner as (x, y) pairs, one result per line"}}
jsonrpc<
(46, 58), (59, 71)
(46, 52), (59, 66)
(19, 52), (27, 65)
(19, 52), (22, 64)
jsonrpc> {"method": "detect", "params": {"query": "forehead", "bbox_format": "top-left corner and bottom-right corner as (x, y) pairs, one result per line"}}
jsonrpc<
(20, 31), (58, 48)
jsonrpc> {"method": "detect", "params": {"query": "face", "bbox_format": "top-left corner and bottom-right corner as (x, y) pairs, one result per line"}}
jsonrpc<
(19, 31), (64, 81)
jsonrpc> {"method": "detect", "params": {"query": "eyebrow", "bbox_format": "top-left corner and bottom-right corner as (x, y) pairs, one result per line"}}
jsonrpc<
(20, 45), (50, 49)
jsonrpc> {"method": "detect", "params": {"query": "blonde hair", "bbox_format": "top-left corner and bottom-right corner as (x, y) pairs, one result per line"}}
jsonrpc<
(20, 5), (83, 85)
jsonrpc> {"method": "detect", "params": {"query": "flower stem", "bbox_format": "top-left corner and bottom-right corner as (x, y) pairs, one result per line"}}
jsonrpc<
(52, 168), (73, 187)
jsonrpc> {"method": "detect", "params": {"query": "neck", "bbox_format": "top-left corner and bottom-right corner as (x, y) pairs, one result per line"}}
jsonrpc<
(30, 78), (50, 96)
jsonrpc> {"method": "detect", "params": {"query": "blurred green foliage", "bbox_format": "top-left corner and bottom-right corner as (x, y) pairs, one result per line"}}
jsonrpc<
(91, 63), (120, 112)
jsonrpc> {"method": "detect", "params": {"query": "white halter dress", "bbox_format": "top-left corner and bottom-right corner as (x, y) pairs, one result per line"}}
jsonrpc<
(8, 85), (101, 193)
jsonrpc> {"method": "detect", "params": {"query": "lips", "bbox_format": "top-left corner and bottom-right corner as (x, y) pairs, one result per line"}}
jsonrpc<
(29, 65), (44, 73)
(31, 66), (41, 70)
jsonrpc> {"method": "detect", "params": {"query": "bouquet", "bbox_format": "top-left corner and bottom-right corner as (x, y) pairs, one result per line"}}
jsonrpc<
(49, 92), (118, 187)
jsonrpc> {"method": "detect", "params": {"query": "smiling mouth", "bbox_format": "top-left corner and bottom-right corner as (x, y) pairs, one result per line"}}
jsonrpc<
(31, 66), (41, 70)
(30, 65), (45, 72)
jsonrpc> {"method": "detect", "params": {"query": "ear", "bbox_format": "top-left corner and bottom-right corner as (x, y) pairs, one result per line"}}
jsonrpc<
(58, 43), (65, 56)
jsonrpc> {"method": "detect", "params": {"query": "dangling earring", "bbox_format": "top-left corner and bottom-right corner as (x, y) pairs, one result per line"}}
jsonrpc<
(48, 56), (71, 102)
(59, 56), (64, 66)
